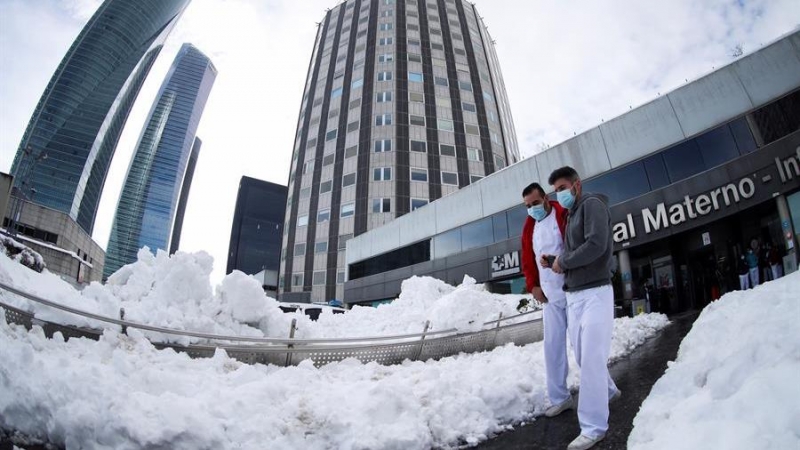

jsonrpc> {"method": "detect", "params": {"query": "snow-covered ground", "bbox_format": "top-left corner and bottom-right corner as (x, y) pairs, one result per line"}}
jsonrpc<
(0, 240), (671, 449)
(0, 308), (668, 449)
(0, 248), (533, 344)
(629, 271), (800, 450)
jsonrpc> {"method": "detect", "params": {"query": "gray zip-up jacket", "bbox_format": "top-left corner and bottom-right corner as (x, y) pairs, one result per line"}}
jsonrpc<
(559, 192), (615, 292)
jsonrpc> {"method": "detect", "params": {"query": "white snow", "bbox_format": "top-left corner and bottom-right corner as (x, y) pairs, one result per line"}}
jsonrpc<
(0, 307), (667, 449)
(0, 248), (532, 344)
(628, 271), (800, 450)
(0, 242), (672, 448)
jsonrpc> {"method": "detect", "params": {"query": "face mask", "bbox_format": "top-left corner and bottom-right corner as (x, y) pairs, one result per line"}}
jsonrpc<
(557, 188), (576, 209)
(528, 204), (547, 221)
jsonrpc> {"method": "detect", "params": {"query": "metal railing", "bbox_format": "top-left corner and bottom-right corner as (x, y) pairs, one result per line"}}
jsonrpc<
(0, 281), (543, 368)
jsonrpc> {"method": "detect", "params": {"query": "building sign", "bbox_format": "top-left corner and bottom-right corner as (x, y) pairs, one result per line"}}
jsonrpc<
(491, 251), (520, 278)
(613, 144), (800, 246)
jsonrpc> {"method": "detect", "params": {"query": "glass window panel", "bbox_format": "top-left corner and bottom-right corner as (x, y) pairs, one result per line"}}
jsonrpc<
(315, 242), (328, 253)
(461, 217), (493, 251)
(408, 72), (424, 82)
(411, 168), (428, 181)
(441, 171), (458, 185)
(643, 154), (670, 190)
(342, 173), (356, 186)
(411, 140), (427, 152)
(696, 124), (739, 169)
(298, 215), (309, 227)
(506, 206), (527, 238)
(341, 202), (355, 217)
(433, 228), (461, 258)
(318, 209), (330, 222)
(492, 212), (509, 242)
(729, 117), (757, 155)
(411, 198), (428, 210)
(440, 144), (456, 156)
(582, 162), (650, 205)
(663, 139), (704, 182)
(294, 243), (306, 255)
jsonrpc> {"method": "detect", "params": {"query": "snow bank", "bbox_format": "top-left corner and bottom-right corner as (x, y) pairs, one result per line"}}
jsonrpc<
(0, 235), (44, 272)
(0, 309), (668, 449)
(0, 249), (529, 344)
(629, 272), (800, 450)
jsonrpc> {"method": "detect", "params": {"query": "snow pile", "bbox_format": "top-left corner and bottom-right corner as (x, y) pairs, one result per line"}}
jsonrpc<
(629, 271), (800, 450)
(0, 309), (668, 449)
(0, 235), (44, 273)
(0, 249), (529, 343)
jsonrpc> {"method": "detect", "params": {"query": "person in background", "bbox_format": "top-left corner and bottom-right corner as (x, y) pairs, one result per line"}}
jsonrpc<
(768, 242), (783, 280)
(738, 254), (750, 290)
(541, 166), (620, 450)
(520, 182), (572, 419)
(759, 239), (772, 282)
(746, 240), (760, 287)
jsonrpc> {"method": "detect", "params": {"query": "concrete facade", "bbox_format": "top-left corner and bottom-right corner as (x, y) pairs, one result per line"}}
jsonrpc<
(280, 0), (520, 303)
(345, 29), (800, 307)
(5, 199), (104, 287)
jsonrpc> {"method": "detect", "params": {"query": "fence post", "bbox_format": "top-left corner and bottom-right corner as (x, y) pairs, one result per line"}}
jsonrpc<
(285, 318), (297, 367)
(119, 308), (127, 335)
(491, 312), (503, 349)
(413, 320), (430, 361)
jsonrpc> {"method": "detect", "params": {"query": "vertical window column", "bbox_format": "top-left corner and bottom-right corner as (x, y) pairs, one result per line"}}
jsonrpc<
(417, 0), (443, 201)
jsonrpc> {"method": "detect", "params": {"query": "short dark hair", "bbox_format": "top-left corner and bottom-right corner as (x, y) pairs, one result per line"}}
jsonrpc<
(548, 166), (580, 186)
(521, 182), (546, 198)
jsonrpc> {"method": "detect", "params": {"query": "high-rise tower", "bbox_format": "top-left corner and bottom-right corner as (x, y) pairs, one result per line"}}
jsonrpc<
(280, 0), (519, 302)
(104, 44), (216, 279)
(9, 0), (192, 235)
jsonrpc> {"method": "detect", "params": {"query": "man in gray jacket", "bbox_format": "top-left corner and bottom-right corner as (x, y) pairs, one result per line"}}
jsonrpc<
(541, 166), (620, 450)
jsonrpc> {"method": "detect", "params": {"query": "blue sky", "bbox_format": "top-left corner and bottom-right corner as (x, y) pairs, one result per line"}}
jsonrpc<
(1, 0), (798, 284)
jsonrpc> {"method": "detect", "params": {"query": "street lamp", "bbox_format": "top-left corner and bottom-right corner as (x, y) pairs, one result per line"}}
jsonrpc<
(7, 146), (47, 237)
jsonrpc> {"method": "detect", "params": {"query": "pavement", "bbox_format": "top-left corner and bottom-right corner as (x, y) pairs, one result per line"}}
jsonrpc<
(474, 310), (700, 450)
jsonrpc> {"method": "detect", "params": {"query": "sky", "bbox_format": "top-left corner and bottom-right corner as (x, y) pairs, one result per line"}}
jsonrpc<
(1, 0), (798, 285)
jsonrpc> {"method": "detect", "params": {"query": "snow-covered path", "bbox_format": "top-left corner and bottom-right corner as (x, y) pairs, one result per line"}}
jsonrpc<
(629, 271), (800, 450)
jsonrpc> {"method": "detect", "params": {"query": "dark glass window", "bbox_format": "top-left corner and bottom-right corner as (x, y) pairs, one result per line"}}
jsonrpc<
(506, 205), (528, 239)
(696, 124), (738, 169)
(729, 117), (757, 155)
(348, 240), (431, 280)
(492, 212), (509, 242)
(434, 228), (461, 258)
(643, 154), (669, 190)
(752, 89), (800, 145)
(663, 139), (704, 182)
(461, 217), (493, 251)
(583, 161), (650, 205)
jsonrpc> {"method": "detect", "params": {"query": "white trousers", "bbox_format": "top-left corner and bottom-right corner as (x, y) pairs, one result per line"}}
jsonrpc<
(543, 293), (570, 405)
(566, 284), (618, 439)
(771, 264), (783, 280)
(749, 267), (760, 287)
(739, 274), (750, 290)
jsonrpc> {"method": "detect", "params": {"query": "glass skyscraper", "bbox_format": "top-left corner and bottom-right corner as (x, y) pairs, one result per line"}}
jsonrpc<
(169, 136), (202, 255)
(280, 0), (519, 302)
(227, 177), (288, 276)
(104, 44), (216, 279)
(9, 0), (191, 235)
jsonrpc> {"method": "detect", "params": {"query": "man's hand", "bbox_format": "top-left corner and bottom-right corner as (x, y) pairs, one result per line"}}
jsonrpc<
(552, 257), (564, 274)
(540, 254), (553, 268)
(531, 286), (547, 303)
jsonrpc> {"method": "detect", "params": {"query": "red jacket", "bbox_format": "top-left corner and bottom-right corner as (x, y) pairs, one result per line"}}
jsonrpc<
(521, 200), (569, 293)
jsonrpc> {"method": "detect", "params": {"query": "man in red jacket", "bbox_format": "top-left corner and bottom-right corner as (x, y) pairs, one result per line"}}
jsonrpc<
(520, 182), (572, 418)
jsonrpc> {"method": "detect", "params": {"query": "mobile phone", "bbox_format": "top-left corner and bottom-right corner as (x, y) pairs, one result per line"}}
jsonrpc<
(545, 255), (556, 267)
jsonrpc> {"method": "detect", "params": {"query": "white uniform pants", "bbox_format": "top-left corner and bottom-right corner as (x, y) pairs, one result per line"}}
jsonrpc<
(749, 267), (760, 287)
(739, 274), (750, 290)
(543, 293), (569, 405)
(566, 284), (617, 439)
(771, 264), (783, 280)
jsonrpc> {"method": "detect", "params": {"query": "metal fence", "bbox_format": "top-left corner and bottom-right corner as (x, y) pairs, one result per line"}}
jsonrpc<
(0, 281), (543, 368)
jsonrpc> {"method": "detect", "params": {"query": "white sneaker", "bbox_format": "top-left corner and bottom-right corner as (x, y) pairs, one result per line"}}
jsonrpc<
(544, 396), (574, 417)
(610, 389), (622, 403)
(567, 433), (606, 450)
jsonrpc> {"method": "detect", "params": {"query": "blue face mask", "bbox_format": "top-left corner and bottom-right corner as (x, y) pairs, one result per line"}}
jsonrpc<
(527, 204), (547, 221)
(557, 188), (576, 209)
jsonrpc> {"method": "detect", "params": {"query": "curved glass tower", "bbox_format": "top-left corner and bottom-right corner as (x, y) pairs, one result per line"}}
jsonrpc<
(279, 0), (520, 302)
(9, 0), (191, 234)
(104, 44), (216, 279)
